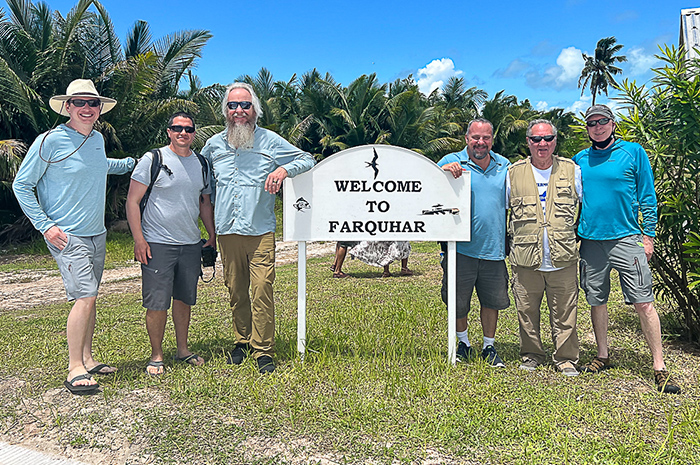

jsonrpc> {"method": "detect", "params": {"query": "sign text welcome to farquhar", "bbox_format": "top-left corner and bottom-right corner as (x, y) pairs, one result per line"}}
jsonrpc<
(283, 144), (471, 364)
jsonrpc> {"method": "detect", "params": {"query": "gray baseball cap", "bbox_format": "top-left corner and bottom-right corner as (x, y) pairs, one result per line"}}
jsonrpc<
(584, 104), (614, 120)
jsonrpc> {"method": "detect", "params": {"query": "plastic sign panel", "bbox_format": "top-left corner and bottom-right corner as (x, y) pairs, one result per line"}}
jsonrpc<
(283, 145), (470, 242)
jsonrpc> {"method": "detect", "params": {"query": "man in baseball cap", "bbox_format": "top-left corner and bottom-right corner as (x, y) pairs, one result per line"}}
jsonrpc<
(572, 104), (680, 393)
(13, 79), (135, 394)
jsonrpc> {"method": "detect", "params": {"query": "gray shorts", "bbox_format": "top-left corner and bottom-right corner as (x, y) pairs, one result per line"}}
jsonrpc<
(441, 253), (510, 318)
(142, 242), (202, 310)
(45, 232), (106, 301)
(579, 235), (654, 306)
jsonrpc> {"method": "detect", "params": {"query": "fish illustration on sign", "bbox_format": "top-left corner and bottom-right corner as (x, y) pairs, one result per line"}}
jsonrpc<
(293, 197), (311, 212)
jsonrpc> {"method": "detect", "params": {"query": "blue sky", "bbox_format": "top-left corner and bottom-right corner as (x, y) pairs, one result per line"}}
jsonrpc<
(19, 0), (695, 115)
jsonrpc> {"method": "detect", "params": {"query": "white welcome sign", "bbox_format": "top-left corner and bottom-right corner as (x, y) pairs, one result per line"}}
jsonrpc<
(283, 144), (471, 363)
(284, 145), (470, 241)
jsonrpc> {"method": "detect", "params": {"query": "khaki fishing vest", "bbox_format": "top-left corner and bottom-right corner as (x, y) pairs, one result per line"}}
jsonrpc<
(508, 156), (579, 269)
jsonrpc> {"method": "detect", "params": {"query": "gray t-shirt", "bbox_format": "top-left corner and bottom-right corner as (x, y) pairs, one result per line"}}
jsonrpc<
(132, 146), (212, 245)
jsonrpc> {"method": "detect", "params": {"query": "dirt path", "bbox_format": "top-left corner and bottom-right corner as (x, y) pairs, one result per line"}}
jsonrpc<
(0, 241), (335, 311)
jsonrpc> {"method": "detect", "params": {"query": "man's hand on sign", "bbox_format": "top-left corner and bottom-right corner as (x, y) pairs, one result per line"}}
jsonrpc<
(442, 162), (464, 179)
(265, 167), (288, 194)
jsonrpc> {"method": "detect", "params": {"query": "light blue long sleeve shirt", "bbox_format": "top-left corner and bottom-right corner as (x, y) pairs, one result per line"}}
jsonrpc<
(437, 149), (511, 260)
(12, 124), (135, 236)
(201, 126), (316, 236)
(573, 139), (657, 240)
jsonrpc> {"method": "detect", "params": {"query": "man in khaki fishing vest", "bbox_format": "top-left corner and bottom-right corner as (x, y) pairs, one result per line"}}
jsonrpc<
(506, 119), (582, 376)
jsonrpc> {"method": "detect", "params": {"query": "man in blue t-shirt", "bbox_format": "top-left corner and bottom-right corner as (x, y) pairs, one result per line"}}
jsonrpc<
(438, 118), (511, 367)
(573, 104), (680, 394)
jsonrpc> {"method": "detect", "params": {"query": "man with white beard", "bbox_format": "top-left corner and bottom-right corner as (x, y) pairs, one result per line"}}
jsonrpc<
(201, 82), (315, 373)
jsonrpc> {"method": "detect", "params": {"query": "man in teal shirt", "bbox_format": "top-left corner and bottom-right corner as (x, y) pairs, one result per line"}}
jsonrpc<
(13, 79), (135, 394)
(202, 82), (315, 373)
(438, 118), (511, 368)
(574, 104), (680, 394)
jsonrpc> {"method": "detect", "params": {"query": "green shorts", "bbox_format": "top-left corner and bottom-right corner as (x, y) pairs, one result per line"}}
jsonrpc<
(579, 235), (654, 306)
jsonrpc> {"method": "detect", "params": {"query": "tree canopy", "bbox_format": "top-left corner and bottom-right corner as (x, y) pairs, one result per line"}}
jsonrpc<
(1, 0), (580, 242)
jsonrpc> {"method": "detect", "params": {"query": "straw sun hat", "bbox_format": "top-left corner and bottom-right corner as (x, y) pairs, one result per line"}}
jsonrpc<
(49, 79), (117, 116)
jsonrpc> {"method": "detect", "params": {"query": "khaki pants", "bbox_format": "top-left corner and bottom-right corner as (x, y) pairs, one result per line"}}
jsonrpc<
(512, 264), (579, 366)
(218, 232), (276, 358)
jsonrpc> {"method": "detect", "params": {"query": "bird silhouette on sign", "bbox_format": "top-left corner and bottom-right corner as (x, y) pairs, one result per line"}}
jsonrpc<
(365, 148), (379, 179)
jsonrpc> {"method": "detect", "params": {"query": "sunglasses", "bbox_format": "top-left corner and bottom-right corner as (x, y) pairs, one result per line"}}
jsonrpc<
(226, 101), (252, 110)
(69, 98), (101, 108)
(168, 125), (195, 133)
(528, 135), (555, 143)
(586, 117), (611, 127)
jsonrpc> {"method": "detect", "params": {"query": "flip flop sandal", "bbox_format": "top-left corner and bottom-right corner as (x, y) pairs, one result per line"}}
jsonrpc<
(174, 353), (204, 366)
(87, 363), (116, 375)
(64, 373), (99, 395)
(332, 271), (349, 278)
(146, 360), (165, 376)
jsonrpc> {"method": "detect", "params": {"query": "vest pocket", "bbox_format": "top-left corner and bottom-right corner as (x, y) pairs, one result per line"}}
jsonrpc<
(554, 181), (573, 197)
(510, 196), (539, 223)
(549, 229), (577, 263)
(553, 197), (576, 226)
(511, 234), (540, 267)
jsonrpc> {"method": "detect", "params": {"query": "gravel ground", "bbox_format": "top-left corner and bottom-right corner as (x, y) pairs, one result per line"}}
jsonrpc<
(0, 241), (335, 312)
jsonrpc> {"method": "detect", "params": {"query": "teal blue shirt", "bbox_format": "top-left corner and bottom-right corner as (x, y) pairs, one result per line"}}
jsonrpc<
(573, 139), (657, 239)
(13, 124), (135, 236)
(437, 149), (511, 260)
(201, 126), (316, 236)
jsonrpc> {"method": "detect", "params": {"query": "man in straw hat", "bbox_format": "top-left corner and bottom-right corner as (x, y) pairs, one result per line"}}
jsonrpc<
(13, 79), (135, 395)
(573, 104), (680, 394)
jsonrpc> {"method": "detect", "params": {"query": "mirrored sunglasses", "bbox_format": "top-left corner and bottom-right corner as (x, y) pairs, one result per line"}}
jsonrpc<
(586, 117), (611, 127)
(226, 101), (252, 110)
(69, 98), (101, 108)
(528, 135), (555, 143)
(168, 125), (195, 133)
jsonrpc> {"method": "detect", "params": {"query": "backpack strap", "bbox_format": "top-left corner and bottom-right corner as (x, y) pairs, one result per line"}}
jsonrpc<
(138, 149), (162, 215)
(194, 151), (210, 190)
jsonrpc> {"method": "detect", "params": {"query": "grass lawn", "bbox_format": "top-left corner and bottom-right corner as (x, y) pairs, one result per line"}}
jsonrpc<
(0, 240), (698, 464)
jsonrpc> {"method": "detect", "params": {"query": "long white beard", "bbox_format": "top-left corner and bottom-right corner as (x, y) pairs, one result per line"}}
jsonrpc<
(226, 121), (255, 149)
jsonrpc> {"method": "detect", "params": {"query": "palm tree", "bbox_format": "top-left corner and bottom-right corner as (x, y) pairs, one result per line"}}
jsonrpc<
(578, 36), (627, 105)
(383, 76), (432, 152)
(0, 0), (215, 241)
(316, 73), (389, 153)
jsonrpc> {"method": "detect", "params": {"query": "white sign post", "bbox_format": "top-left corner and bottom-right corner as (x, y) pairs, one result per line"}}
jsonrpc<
(283, 145), (470, 364)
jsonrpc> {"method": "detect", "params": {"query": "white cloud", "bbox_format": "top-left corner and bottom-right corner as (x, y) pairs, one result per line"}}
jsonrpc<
(416, 58), (463, 95)
(524, 47), (585, 90)
(564, 95), (591, 115)
(555, 47), (585, 86)
(535, 101), (549, 111)
(627, 47), (657, 76)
